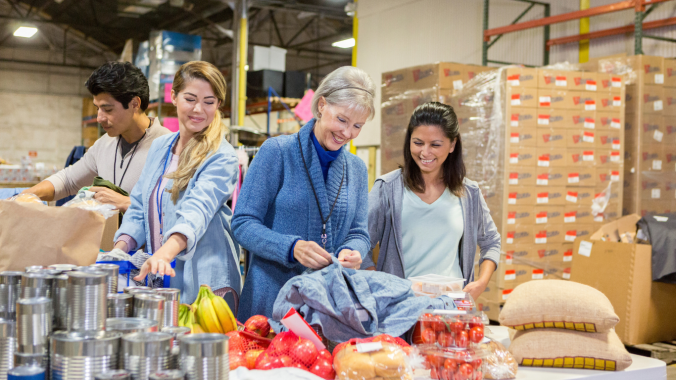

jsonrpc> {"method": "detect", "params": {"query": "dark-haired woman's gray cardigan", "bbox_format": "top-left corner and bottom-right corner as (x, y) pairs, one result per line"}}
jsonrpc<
(363, 169), (501, 284)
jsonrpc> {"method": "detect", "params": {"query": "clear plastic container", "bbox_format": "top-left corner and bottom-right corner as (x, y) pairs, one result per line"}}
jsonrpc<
(413, 310), (485, 349)
(409, 274), (466, 296)
(418, 345), (487, 380)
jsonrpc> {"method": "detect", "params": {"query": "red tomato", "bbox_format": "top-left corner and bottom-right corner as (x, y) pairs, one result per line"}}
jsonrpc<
(431, 315), (445, 332)
(471, 358), (483, 369)
(290, 339), (319, 367)
(469, 316), (483, 329)
(229, 351), (247, 370)
(456, 330), (469, 349)
(457, 363), (474, 380)
(428, 353), (446, 367)
(451, 321), (465, 335)
(439, 367), (451, 380)
(469, 326), (484, 344)
(421, 313), (434, 329)
(437, 332), (454, 348)
(443, 358), (458, 372)
(422, 328), (436, 344)
(309, 358), (335, 380)
(430, 366), (440, 380)
(316, 349), (332, 362)
(269, 332), (299, 355)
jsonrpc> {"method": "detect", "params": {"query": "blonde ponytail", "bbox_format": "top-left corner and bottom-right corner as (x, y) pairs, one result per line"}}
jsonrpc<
(165, 61), (228, 203)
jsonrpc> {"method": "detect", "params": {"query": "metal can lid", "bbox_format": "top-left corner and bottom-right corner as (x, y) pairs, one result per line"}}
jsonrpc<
(24, 266), (46, 273)
(51, 331), (122, 356)
(48, 264), (78, 271)
(108, 293), (133, 300)
(106, 318), (159, 332)
(67, 271), (107, 285)
(8, 365), (45, 380)
(123, 286), (151, 294)
(154, 288), (180, 301)
(90, 264), (120, 275)
(161, 326), (190, 335)
(134, 294), (165, 307)
(179, 333), (228, 357)
(121, 332), (172, 356)
(94, 370), (131, 380)
(17, 297), (51, 313)
(149, 370), (184, 380)
(0, 271), (23, 285)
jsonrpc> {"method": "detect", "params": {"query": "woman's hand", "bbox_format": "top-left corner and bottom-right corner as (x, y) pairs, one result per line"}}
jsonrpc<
(463, 279), (488, 301)
(294, 240), (333, 269)
(133, 234), (187, 282)
(338, 249), (362, 269)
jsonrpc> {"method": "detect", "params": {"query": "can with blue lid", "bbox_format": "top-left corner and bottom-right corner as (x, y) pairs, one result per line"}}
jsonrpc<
(8, 365), (45, 380)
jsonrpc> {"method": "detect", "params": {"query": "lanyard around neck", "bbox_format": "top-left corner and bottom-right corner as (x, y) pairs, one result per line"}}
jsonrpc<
(113, 118), (151, 188)
(156, 134), (180, 238)
(297, 132), (345, 250)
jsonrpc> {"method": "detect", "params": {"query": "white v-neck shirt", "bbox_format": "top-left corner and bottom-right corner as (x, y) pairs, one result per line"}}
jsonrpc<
(401, 187), (464, 279)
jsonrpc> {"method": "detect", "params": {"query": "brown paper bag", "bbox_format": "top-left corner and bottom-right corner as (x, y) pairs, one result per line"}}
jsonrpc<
(0, 200), (104, 271)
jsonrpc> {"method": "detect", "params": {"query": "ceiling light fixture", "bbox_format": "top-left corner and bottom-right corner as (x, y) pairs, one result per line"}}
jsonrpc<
(332, 38), (355, 49)
(14, 26), (38, 38)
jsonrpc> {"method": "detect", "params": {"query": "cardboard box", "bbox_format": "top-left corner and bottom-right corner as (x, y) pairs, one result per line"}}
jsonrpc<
(534, 186), (566, 206)
(595, 168), (622, 188)
(507, 243), (565, 264)
(476, 298), (503, 321)
(507, 146), (537, 167)
(506, 205), (534, 226)
(562, 223), (595, 244)
(507, 166), (537, 187)
(633, 113), (664, 144)
(571, 214), (676, 345)
(663, 88), (676, 116)
(504, 224), (534, 246)
(664, 118), (676, 144)
(596, 91), (623, 112)
(626, 55), (665, 85)
(597, 72), (623, 93)
(566, 129), (597, 149)
(565, 149), (596, 167)
(597, 111), (622, 131)
(639, 199), (674, 216)
(565, 187), (595, 205)
(535, 109), (567, 129)
(564, 204), (595, 224)
(564, 167), (595, 187)
(508, 128), (537, 147)
(596, 130), (621, 150)
(508, 87), (538, 108)
(538, 69), (575, 90)
(533, 223), (568, 244)
(569, 72), (598, 92)
(507, 107), (538, 128)
(664, 58), (676, 87)
(537, 89), (574, 109)
(639, 177), (665, 200)
(639, 144), (665, 172)
(536, 128), (567, 148)
(507, 187), (536, 206)
(596, 149), (622, 168)
(536, 147), (567, 167)
(568, 111), (598, 130)
(495, 263), (533, 288)
(505, 67), (538, 88)
(626, 85), (664, 114)
(533, 205), (565, 224)
(536, 166), (567, 187)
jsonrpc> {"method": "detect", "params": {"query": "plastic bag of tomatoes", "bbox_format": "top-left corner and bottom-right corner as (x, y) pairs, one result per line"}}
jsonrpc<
(332, 334), (414, 380)
(419, 346), (487, 380)
(412, 310), (486, 349)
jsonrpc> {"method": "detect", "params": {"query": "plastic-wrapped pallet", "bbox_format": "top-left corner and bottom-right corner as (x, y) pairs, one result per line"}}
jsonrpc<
(147, 31), (202, 102)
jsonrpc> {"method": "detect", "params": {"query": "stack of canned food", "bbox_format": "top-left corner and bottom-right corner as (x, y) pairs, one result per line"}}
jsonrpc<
(0, 264), (228, 380)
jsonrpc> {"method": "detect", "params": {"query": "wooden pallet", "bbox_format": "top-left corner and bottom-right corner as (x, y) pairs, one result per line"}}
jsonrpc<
(627, 342), (676, 363)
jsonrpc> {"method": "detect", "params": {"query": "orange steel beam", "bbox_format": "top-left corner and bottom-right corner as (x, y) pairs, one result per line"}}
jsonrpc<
(483, 0), (673, 40)
(547, 16), (676, 46)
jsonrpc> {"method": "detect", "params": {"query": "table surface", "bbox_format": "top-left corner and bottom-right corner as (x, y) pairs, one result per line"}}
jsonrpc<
(488, 326), (667, 380)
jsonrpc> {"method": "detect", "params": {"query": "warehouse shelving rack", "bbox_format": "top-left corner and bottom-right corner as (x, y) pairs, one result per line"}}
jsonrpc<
(482, 0), (676, 67)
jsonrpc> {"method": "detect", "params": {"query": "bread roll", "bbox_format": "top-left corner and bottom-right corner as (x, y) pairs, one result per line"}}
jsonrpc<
(334, 346), (376, 380)
(12, 194), (43, 204)
(371, 344), (407, 378)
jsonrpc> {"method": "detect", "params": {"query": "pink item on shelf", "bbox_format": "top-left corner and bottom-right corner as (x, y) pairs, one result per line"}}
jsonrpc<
(163, 117), (180, 132)
(164, 83), (173, 103)
(293, 89), (314, 123)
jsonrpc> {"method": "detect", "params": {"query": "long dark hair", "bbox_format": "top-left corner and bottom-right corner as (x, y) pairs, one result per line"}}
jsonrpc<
(402, 102), (466, 197)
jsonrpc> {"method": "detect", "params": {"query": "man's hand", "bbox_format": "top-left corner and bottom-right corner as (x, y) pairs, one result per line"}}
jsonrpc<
(294, 240), (333, 269)
(90, 187), (131, 212)
(338, 249), (362, 269)
(463, 279), (488, 301)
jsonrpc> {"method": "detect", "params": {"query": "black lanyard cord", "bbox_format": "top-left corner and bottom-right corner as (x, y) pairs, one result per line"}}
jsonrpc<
(113, 119), (151, 188)
(297, 132), (345, 250)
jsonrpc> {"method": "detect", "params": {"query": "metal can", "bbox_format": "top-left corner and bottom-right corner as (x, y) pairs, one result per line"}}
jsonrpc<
(107, 294), (133, 318)
(106, 318), (158, 334)
(51, 331), (122, 380)
(20, 274), (51, 299)
(94, 370), (131, 380)
(0, 320), (16, 380)
(123, 287), (152, 295)
(24, 266), (46, 273)
(133, 295), (165, 330)
(67, 271), (107, 337)
(47, 265), (77, 272)
(148, 371), (184, 380)
(179, 334), (228, 380)
(8, 365), (45, 380)
(13, 353), (48, 369)
(53, 275), (69, 331)
(0, 271), (23, 321)
(90, 264), (120, 295)
(160, 327), (189, 370)
(121, 332), (172, 380)
(154, 290), (180, 328)
(16, 297), (51, 354)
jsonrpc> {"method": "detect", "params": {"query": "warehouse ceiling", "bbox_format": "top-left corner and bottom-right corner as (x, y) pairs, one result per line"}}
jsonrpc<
(0, 0), (354, 80)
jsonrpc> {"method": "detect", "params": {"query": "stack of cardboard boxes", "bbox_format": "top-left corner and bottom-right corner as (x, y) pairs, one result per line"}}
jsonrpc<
(588, 55), (676, 216)
(460, 67), (626, 320)
(82, 98), (100, 148)
(380, 62), (494, 174)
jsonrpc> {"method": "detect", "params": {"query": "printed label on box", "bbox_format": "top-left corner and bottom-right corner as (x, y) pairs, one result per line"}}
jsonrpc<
(564, 211), (576, 223)
(506, 252), (513, 264)
(563, 250), (573, 262)
(568, 173), (580, 183)
(584, 118), (595, 129)
(611, 151), (620, 162)
(654, 130), (664, 142)
(565, 230), (577, 242)
(538, 114), (550, 125)
(510, 132), (520, 143)
(583, 151), (594, 161)
(506, 232), (514, 244)
(540, 96), (551, 107)
(613, 97), (621, 106)
(612, 139), (621, 150)
(652, 188), (661, 199)
(567, 191), (578, 203)
(504, 269), (516, 281)
(563, 269), (571, 279)
(509, 172), (519, 185)
(556, 76), (567, 87)
(537, 173), (549, 185)
(511, 114), (519, 127)
(611, 118), (621, 129)
(594, 213), (605, 222)
(656, 73), (665, 84)
(510, 153), (519, 164)
(655, 100), (663, 111)
(583, 131), (595, 143)
(538, 155), (550, 167)
(508, 75), (520, 86)
(653, 160), (663, 170)
(612, 77), (622, 87)
(507, 212), (516, 224)
(536, 211), (548, 224)
(585, 100), (596, 110)
(532, 269), (544, 280)
(453, 80), (464, 90)
(537, 192), (549, 204)
(611, 171), (620, 182)
(578, 240), (593, 257)
(511, 94), (521, 105)
(586, 81), (597, 91)
(508, 193), (517, 204)
(535, 231), (547, 244)
(502, 289), (513, 300)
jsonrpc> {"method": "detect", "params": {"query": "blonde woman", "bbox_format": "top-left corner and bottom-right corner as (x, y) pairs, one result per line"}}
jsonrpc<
(113, 61), (240, 303)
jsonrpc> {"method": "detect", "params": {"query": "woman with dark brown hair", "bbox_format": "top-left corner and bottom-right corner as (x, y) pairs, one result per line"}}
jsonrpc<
(365, 102), (500, 300)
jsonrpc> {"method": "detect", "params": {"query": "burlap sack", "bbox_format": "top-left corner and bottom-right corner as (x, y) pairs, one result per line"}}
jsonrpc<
(509, 328), (632, 371)
(499, 280), (619, 333)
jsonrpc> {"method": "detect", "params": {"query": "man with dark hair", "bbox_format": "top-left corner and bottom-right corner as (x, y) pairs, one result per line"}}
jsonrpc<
(24, 62), (170, 211)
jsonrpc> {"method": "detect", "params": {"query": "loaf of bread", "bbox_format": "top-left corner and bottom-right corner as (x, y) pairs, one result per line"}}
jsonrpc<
(10, 193), (43, 205)
(481, 340), (518, 379)
(334, 342), (411, 380)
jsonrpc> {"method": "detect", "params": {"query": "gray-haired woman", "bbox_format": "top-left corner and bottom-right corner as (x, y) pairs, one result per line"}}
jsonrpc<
(232, 66), (376, 320)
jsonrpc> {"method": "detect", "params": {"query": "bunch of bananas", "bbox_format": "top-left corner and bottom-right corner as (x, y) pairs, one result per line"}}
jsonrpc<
(179, 285), (237, 334)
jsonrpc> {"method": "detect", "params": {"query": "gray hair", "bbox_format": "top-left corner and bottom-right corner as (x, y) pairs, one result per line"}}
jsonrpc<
(312, 66), (376, 121)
